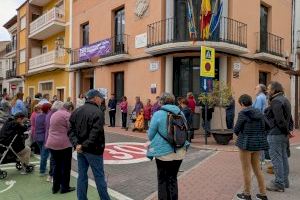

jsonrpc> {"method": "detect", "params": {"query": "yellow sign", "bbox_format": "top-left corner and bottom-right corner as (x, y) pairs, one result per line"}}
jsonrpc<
(200, 46), (215, 78)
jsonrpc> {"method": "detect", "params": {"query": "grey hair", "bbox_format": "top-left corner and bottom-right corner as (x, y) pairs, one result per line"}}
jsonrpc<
(51, 101), (64, 111)
(160, 92), (175, 105)
(258, 84), (267, 94)
(63, 102), (74, 111)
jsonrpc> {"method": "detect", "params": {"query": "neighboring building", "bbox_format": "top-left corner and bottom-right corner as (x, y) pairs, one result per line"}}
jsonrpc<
(16, 0), (71, 101)
(2, 15), (21, 96)
(70, 0), (292, 127)
(0, 41), (10, 95)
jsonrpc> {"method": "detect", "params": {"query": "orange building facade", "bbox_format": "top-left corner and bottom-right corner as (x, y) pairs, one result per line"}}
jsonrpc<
(70, 0), (293, 127)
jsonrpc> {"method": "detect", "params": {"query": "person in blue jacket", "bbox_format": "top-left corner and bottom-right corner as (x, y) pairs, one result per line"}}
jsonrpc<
(11, 92), (27, 117)
(108, 94), (117, 127)
(253, 84), (267, 113)
(147, 92), (189, 200)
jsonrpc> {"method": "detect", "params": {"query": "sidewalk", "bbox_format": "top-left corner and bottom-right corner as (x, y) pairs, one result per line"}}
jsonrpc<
(105, 127), (300, 200)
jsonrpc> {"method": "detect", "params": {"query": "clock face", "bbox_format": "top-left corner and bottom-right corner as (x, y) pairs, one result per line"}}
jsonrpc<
(135, 0), (149, 18)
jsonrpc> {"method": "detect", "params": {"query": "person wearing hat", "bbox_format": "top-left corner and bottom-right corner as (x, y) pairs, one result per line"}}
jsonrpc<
(0, 112), (33, 174)
(69, 89), (110, 200)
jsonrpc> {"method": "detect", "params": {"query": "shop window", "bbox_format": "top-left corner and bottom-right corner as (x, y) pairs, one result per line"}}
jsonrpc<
(173, 57), (219, 98)
(114, 72), (124, 102)
(259, 71), (270, 86)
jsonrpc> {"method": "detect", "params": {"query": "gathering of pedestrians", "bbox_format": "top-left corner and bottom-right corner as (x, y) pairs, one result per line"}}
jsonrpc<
(0, 80), (295, 200)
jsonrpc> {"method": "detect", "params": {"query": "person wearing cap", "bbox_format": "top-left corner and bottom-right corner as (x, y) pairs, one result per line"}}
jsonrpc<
(0, 112), (33, 174)
(69, 89), (110, 200)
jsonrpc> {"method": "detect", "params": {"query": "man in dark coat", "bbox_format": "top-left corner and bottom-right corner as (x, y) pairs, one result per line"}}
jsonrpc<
(69, 89), (110, 200)
(108, 94), (117, 127)
(265, 81), (292, 192)
(0, 112), (32, 174)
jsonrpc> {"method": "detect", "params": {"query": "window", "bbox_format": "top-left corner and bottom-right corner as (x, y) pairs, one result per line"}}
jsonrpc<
(260, 5), (269, 52)
(19, 49), (26, 63)
(29, 88), (34, 98)
(42, 46), (48, 54)
(173, 57), (219, 98)
(81, 23), (89, 46)
(12, 35), (17, 50)
(114, 72), (124, 102)
(115, 8), (125, 52)
(259, 71), (270, 86)
(20, 16), (26, 30)
(41, 82), (53, 90)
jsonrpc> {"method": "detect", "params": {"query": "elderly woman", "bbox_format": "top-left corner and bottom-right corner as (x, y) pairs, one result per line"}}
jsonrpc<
(46, 102), (75, 194)
(45, 101), (64, 182)
(147, 93), (189, 200)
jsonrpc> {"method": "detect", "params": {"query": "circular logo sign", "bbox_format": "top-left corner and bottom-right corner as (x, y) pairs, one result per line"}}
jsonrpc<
(205, 63), (211, 71)
(72, 142), (150, 165)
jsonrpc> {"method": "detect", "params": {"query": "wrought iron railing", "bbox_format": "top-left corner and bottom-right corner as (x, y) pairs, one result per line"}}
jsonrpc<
(147, 17), (247, 48)
(6, 68), (17, 79)
(5, 42), (16, 54)
(257, 32), (284, 57)
(71, 34), (129, 64)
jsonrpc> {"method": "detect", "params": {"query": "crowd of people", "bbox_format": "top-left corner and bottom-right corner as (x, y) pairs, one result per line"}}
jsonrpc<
(0, 80), (294, 200)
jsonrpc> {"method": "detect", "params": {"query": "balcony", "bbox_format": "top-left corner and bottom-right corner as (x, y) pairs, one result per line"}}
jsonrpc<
(29, 7), (65, 40)
(98, 34), (131, 65)
(70, 48), (92, 70)
(146, 17), (248, 55)
(6, 68), (17, 79)
(297, 30), (300, 54)
(30, 0), (52, 7)
(5, 42), (16, 55)
(254, 32), (285, 62)
(28, 50), (65, 74)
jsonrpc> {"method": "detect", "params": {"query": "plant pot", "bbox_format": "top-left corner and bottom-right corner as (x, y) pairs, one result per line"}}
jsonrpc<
(209, 129), (234, 145)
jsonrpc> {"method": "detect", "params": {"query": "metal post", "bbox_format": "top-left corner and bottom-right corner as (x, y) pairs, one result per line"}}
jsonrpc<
(205, 92), (208, 145)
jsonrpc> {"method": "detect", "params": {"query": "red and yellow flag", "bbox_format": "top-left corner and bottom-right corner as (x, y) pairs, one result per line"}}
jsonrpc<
(200, 0), (212, 40)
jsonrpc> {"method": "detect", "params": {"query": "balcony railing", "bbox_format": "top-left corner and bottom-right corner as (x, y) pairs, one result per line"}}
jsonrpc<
(30, 7), (64, 36)
(6, 68), (17, 79)
(147, 17), (247, 48)
(70, 48), (91, 65)
(101, 34), (129, 58)
(71, 34), (129, 64)
(29, 50), (65, 71)
(5, 42), (16, 54)
(256, 32), (283, 57)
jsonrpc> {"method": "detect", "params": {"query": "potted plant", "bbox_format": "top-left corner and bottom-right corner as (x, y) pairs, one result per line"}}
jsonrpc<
(199, 81), (234, 145)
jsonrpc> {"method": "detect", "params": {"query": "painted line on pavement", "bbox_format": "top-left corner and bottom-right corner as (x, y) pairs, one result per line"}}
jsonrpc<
(0, 180), (16, 193)
(71, 170), (134, 200)
(0, 161), (39, 167)
(296, 146), (300, 150)
(0, 165), (40, 170)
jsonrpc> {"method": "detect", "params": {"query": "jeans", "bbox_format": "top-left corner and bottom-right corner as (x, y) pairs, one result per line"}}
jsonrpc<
(77, 152), (110, 200)
(202, 120), (211, 131)
(239, 149), (266, 195)
(267, 134), (289, 188)
(37, 141), (49, 174)
(156, 159), (182, 200)
(121, 112), (127, 128)
(109, 111), (116, 126)
(50, 148), (72, 192)
(226, 113), (234, 129)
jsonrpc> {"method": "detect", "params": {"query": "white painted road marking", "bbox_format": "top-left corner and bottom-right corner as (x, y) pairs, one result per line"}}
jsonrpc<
(0, 180), (16, 193)
(296, 146), (300, 150)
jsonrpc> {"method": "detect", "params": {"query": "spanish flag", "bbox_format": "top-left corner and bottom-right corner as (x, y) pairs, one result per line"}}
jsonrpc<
(200, 0), (212, 40)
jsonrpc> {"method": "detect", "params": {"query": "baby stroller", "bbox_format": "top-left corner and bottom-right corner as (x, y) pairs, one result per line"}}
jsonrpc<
(0, 120), (34, 179)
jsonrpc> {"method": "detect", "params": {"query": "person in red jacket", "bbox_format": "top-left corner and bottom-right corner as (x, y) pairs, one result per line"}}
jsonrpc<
(187, 92), (196, 113)
(143, 99), (152, 130)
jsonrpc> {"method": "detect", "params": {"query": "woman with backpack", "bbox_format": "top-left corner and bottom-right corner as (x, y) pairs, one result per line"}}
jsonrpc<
(147, 92), (189, 200)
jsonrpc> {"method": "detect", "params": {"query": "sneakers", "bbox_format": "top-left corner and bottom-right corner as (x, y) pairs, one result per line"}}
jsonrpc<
(46, 176), (53, 183)
(256, 194), (268, 200)
(266, 181), (284, 192)
(237, 193), (252, 200)
(20, 168), (28, 175)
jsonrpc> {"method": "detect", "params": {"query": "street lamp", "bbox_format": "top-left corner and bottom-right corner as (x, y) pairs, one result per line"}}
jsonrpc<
(55, 37), (72, 54)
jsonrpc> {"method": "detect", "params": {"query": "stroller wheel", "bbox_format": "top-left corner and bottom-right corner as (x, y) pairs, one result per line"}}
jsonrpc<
(25, 165), (34, 173)
(16, 162), (23, 170)
(0, 170), (8, 179)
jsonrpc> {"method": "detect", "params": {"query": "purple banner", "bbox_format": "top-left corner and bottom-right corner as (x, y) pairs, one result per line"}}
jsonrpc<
(79, 39), (112, 61)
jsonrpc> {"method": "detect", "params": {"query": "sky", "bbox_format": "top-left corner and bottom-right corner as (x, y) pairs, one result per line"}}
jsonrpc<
(0, 0), (26, 41)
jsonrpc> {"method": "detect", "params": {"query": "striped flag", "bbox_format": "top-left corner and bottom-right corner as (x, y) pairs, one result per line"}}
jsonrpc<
(200, 0), (212, 40)
(187, 0), (197, 41)
(210, 0), (223, 39)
